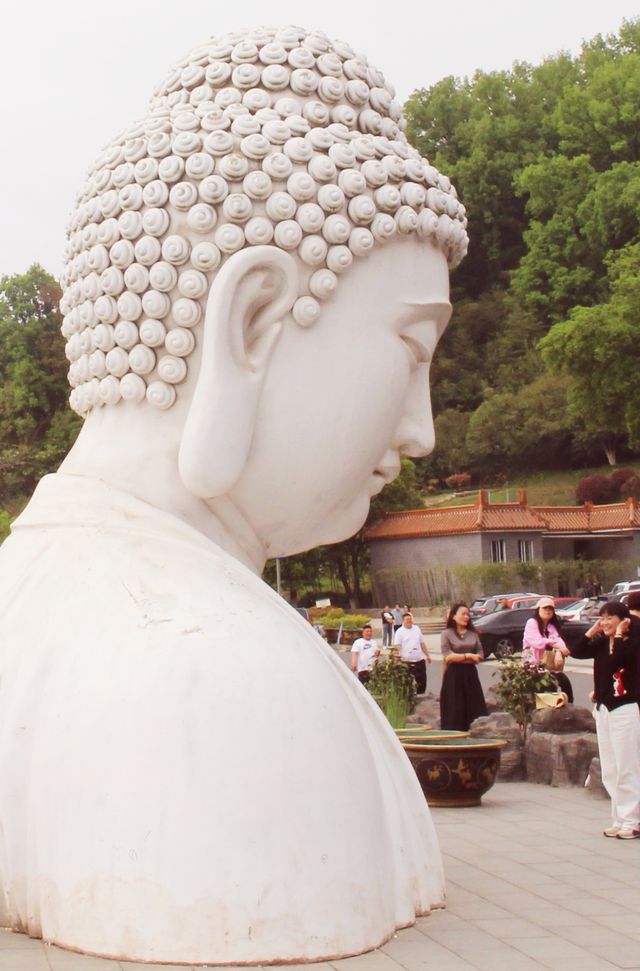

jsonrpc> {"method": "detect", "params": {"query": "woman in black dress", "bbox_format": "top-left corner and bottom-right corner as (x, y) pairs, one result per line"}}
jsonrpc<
(439, 603), (488, 731)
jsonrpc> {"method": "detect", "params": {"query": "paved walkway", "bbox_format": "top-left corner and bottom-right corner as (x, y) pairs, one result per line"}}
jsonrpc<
(1, 783), (638, 970)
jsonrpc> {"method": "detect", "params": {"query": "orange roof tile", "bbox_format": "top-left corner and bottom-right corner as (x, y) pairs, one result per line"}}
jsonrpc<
(365, 497), (640, 540)
(365, 501), (546, 539)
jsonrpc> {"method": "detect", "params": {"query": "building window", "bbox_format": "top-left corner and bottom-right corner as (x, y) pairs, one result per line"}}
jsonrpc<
(518, 539), (534, 562)
(491, 539), (506, 563)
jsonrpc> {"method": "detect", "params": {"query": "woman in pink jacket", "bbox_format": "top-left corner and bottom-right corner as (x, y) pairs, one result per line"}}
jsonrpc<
(522, 597), (573, 702)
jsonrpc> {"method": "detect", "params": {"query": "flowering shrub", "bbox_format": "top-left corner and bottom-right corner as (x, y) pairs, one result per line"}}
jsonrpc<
(493, 657), (556, 743)
(444, 472), (472, 491)
(575, 474), (617, 504)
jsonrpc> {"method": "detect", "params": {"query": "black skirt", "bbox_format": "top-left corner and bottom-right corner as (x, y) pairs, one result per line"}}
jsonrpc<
(440, 663), (488, 732)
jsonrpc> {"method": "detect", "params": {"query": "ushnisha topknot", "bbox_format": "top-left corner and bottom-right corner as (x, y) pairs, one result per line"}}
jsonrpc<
(60, 25), (468, 417)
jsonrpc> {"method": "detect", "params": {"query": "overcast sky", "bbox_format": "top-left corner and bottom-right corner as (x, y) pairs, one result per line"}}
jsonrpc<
(0, 0), (637, 279)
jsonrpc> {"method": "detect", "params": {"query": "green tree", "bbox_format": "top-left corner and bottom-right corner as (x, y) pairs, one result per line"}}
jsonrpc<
(415, 409), (471, 483)
(465, 374), (573, 475)
(0, 265), (80, 501)
(511, 156), (600, 323)
(556, 54), (640, 170)
(539, 242), (640, 464)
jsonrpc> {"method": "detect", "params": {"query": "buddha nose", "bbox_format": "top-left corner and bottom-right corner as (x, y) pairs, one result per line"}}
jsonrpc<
(392, 365), (435, 458)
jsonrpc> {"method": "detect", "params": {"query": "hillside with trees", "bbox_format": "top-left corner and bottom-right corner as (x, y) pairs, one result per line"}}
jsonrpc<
(406, 17), (640, 482)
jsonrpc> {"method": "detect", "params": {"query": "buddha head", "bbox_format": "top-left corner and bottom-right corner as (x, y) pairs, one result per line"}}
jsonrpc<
(59, 26), (467, 556)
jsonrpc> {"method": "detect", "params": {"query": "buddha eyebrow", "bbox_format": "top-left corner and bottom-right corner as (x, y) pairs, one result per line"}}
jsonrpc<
(397, 301), (452, 337)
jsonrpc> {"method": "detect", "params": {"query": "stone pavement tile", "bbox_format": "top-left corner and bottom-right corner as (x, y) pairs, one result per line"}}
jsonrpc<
(381, 937), (478, 970)
(381, 925), (426, 944)
(531, 860), (605, 880)
(415, 912), (469, 934)
(0, 933), (43, 951)
(590, 945), (640, 969)
(604, 864), (640, 887)
(528, 881), (592, 903)
(49, 947), (128, 970)
(0, 946), (51, 970)
(559, 925), (631, 949)
(120, 963), (197, 971)
(507, 935), (622, 970)
(500, 847), (549, 865)
(471, 885), (551, 909)
(331, 951), (403, 970)
(489, 898), (591, 928)
(270, 964), (334, 970)
(566, 897), (633, 917)
(594, 915), (640, 939)
(442, 887), (512, 920)
(560, 872), (630, 892)
(421, 931), (544, 971)
(593, 888), (640, 912)
(470, 917), (552, 939)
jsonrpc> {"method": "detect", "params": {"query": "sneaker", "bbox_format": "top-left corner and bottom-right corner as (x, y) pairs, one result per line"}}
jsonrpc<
(616, 828), (640, 840)
(603, 825), (621, 837)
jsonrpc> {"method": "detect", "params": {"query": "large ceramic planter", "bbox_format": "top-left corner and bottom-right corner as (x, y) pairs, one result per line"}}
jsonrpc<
(395, 727), (468, 742)
(400, 737), (506, 807)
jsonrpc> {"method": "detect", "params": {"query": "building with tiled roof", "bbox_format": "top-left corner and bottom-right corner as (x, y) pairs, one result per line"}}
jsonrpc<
(365, 490), (640, 601)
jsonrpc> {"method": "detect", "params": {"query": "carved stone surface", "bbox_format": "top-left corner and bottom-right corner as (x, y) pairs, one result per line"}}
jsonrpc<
(58, 25), (468, 418)
(0, 24), (465, 968)
(531, 705), (596, 735)
(525, 733), (599, 787)
(469, 712), (524, 781)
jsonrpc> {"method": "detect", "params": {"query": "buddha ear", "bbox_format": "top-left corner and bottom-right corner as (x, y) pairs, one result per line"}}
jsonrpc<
(178, 245), (299, 499)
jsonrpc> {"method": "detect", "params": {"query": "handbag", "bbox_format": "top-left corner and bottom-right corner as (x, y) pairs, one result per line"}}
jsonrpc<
(541, 647), (565, 673)
(535, 691), (568, 709)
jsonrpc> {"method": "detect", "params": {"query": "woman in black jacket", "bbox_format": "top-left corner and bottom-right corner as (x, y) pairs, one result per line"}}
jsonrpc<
(570, 601), (640, 839)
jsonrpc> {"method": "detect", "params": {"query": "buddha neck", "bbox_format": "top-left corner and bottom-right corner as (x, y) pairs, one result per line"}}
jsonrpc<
(58, 406), (267, 573)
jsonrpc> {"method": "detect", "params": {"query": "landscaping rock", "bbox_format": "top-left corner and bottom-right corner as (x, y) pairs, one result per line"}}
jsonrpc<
(406, 693), (440, 728)
(585, 757), (607, 798)
(469, 712), (524, 780)
(483, 685), (501, 713)
(525, 732), (598, 786)
(530, 705), (595, 735)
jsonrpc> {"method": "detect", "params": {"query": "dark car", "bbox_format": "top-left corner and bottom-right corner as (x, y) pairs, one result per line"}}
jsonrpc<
(473, 607), (590, 659)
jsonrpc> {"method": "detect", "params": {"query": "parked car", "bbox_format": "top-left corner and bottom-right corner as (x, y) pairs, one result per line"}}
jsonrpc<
(469, 592), (538, 619)
(474, 607), (591, 659)
(606, 580), (640, 597)
(508, 595), (547, 610)
(557, 596), (608, 621)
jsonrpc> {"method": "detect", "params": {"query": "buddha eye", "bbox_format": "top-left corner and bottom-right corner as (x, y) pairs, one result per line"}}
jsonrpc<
(400, 331), (432, 367)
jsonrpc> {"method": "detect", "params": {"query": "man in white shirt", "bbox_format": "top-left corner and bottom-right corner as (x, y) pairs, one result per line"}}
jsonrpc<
(350, 625), (381, 685)
(393, 612), (432, 694)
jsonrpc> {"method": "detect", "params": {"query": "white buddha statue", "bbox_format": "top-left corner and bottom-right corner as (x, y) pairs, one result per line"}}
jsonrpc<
(0, 25), (467, 965)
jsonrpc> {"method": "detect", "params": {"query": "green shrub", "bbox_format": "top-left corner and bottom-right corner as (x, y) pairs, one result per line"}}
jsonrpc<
(0, 511), (11, 544)
(318, 608), (370, 629)
(368, 656), (417, 728)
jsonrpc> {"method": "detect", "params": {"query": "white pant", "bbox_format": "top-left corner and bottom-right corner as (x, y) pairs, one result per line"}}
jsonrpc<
(594, 703), (640, 829)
